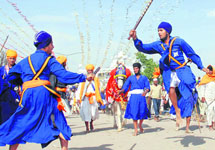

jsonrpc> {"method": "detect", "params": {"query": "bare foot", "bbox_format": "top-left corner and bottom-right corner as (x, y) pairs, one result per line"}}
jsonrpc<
(176, 109), (183, 125)
(176, 123), (179, 131)
(185, 129), (193, 133)
(133, 131), (138, 136)
(86, 129), (90, 134)
(117, 128), (123, 132)
(122, 121), (126, 127)
(209, 126), (214, 131)
(90, 124), (94, 131)
(139, 128), (144, 133)
(156, 117), (160, 122)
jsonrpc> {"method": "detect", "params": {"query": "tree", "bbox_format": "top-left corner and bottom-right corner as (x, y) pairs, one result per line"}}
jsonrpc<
(136, 52), (159, 82)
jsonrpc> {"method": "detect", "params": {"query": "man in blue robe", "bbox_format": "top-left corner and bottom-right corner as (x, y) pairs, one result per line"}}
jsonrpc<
(0, 31), (93, 150)
(129, 22), (208, 132)
(119, 62), (150, 136)
(0, 49), (19, 125)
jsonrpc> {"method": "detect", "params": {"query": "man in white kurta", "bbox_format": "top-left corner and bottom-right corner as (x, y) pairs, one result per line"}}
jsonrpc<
(76, 64), (103, 132)
(69, 86), (80, 114)
(198, 65), (215, 130)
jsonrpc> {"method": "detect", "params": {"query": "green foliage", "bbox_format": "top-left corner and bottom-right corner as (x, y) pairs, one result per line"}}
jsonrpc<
(136, 52), (160, 82)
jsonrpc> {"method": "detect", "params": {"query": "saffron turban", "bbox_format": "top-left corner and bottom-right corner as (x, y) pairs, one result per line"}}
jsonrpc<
(85, 64), (95, 71)
(34, 31), (52, 49)
(56, 55), (67, 64)
(199, 65), (215, 86)
(158, 22), (172, 34)
(6, 49), (17, 58)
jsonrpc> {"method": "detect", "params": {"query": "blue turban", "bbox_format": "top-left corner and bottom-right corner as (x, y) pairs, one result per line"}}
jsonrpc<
(34, 31), (52, 49)
(158, 22), (172, 34)
(70, 86), (76, 90)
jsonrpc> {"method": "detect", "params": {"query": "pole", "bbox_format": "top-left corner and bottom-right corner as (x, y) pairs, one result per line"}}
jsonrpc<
(128, 0), (153, 40)
(0, 35), (9, 53)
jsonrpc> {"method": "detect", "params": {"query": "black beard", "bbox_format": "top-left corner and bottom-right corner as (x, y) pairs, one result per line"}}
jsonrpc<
(160, 34), (168, 42)
(135, 72), (140, 75)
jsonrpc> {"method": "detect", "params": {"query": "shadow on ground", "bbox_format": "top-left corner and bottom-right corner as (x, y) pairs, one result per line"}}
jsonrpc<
(144, 127), (164, 134)
(69, 144), (113, 150)
(73, 126), (114, 136)
(70, 122), (109, 129)
(124, 123), (150, 129)
(124, 123), (164, 134)
(179, 125), (203, 132)
(166, 135), (214, 147)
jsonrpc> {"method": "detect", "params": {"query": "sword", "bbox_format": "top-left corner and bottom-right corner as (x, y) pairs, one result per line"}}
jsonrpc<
(128, 0), (154, 40)
(0, 35), (9, 53)
(93, 66), (101, 75)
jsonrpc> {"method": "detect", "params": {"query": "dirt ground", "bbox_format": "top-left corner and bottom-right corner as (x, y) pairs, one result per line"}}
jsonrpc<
(1, 112), (215, 150)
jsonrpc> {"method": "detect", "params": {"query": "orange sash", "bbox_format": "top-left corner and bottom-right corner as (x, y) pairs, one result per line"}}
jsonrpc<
(79, 77), (104, 105)
(56, 87), (67, 92)
(85, 93), (96, 104)
(22, 80), (50, 90)
(19, 56), (65, 112)
(161, 37), (187, 70)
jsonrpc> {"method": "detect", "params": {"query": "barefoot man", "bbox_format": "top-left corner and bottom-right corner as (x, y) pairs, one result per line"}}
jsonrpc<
(119, 63), (150, 136)
(129, 22), (208, 126)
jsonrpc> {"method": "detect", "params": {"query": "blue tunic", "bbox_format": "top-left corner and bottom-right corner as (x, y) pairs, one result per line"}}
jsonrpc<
(134, 36), (203, 117)
(0, 50), (86, 146)
(0, 66), (19, 125)
(122, 75), (150, 120)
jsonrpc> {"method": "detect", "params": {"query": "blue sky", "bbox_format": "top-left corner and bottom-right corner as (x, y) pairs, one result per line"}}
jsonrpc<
(0, 0), (215, 77)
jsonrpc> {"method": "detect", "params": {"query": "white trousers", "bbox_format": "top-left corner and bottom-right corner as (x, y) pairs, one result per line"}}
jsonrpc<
(206, 101), (215, 126)
(170, 71), (180, 87)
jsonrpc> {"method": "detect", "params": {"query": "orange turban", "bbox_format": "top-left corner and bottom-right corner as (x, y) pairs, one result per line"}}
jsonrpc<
(6, 49), (17, 58)
(199, 65), (215, 86)
(56, 55), (67, 64)
(85, 64), (95, 71)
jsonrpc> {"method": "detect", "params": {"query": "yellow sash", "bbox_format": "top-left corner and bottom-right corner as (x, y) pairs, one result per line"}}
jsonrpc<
(79, 77), (104, 105)
(161, 37), (187, 70)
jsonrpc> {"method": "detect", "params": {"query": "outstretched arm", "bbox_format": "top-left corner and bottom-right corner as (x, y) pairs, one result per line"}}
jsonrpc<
(129, 30), (159, 54)
(180, 39), (208, 73)
(49, 58), (86, 84)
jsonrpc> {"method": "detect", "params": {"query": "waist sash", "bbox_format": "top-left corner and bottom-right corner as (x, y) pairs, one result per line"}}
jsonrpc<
(127, 89), (144, 100)
(19, 56), (65, 112)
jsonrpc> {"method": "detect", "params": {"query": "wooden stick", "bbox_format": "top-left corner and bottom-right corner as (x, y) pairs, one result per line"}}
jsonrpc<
(194, 104), (201, 133)
(0, 35), (9, 53)
(128, 0), (153, 40)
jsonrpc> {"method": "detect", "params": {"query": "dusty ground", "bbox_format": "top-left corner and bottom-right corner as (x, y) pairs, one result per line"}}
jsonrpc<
(1, 112), (215, 150)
